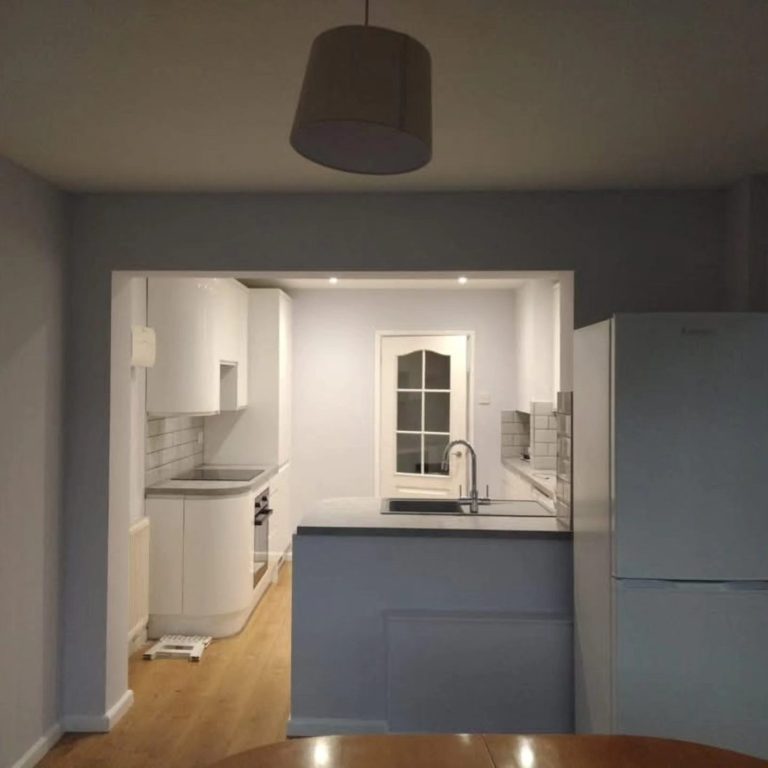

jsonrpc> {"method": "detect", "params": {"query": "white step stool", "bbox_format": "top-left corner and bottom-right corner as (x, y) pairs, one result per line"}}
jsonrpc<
(143, 635), (212, 662)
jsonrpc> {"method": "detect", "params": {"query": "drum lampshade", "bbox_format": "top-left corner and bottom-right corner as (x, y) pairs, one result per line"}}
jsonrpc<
(290, 25), (432, 175)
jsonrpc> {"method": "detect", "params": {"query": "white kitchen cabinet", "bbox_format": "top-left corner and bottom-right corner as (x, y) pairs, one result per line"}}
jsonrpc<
(249, 289), (292, 465)
(147, 498), (184, 615)
(204, 289), (292, 465)
(214, 279), (249, 410)
(147, 489), (273, 637)
(147, 276), (248, 415)
(147, 276), (219, 414)
(182, 492), (254, 616)
(269, 463), (292, 560)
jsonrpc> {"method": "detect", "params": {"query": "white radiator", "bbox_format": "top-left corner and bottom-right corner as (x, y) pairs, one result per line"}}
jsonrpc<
(128, 516), (150, 650)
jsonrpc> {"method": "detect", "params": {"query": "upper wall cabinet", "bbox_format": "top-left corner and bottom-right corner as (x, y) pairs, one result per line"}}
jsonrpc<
(214, 279), (249, 411)
(203, 289), (292, 467)
(147, 277), (248, 415)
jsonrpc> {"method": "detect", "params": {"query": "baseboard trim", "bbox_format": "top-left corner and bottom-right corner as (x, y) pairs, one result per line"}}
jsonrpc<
(61, 689), (134, 733)
(128, 623), (148, 655)
(10, 722), (62, 768)
(286, 717), (388, 737)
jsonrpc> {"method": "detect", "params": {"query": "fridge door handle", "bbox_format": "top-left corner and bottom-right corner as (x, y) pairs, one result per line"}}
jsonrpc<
(720, 581), (768, 592)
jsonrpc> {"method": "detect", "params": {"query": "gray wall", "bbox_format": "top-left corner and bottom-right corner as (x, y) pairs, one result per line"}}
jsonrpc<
(63, 189), (725, 721)
(0, 158), (65, 767)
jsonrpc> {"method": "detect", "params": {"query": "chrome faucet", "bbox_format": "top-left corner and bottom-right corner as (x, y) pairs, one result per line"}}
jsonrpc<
(441, 439), (489, 514)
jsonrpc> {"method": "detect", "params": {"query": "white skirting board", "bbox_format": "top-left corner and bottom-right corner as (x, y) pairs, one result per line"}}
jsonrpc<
(9, 723), (62, 768)
(286, 718), (388, 738)
(61, 689), (134, 733)
(129, 517), (150, 651)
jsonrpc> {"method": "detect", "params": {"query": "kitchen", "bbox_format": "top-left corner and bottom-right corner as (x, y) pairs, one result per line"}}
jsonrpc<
(114, 266), (768, 758)
(4, 4), (768, 767)
(117, 271), (572, 661)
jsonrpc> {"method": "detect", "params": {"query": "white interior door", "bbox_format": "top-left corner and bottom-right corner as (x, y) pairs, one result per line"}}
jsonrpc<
(379, 335), (468, 498)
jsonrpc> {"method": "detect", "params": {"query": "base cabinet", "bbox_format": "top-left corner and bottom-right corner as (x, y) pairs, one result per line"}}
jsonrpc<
(147, 489), (266, 637)
(269, 463), (292, 560)
(182, 495), (254, 616)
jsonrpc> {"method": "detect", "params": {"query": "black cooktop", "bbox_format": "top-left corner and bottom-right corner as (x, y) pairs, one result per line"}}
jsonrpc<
(172, 468), (263, 482)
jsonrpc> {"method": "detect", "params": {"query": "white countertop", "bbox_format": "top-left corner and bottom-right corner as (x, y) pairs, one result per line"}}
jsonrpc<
(145, 464), (278, 498)
(298, 497), (571, 536)
(502, 456), (557, 497)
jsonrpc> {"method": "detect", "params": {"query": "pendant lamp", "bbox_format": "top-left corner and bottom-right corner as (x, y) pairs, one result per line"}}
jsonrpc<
(290, 0), (432, 175)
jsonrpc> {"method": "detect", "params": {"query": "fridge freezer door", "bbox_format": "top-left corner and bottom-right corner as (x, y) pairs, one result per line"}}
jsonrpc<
(613, 313), (768, 580)
(614, 578), (768, 759)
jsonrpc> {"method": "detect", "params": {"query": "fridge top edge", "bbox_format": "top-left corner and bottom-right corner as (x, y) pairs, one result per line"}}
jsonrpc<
(576, 312), (768, 331)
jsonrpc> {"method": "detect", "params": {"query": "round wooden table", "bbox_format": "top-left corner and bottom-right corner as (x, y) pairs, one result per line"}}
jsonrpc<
(209, 734), (767, 768)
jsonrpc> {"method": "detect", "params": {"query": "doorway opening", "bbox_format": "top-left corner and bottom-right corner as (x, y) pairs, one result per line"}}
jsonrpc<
(108, 269), (574, 739)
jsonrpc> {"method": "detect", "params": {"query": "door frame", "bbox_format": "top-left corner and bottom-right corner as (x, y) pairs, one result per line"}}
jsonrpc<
(373, 330), (476, 497)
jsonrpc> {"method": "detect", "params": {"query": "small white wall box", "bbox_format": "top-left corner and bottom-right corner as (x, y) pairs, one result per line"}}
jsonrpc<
(131, 325), (156, 368)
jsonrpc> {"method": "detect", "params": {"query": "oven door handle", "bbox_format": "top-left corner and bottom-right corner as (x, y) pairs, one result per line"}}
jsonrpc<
(254, 508), (273, 526)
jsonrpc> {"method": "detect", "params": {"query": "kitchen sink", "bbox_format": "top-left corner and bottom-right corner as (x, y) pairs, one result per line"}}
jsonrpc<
(382, 497), (557, 518)
(384, 499), (465, 515)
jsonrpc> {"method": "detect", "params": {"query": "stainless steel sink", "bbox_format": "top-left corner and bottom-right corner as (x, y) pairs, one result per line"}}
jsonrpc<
(384, 499), (465, 515)
(382, 497), (558, 518)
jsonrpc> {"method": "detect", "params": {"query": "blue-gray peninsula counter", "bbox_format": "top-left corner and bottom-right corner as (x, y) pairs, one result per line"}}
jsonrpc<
(289, 498), (573, 737)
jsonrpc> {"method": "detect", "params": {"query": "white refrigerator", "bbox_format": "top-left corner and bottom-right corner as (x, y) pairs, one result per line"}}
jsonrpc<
(573, 313), (768, 758)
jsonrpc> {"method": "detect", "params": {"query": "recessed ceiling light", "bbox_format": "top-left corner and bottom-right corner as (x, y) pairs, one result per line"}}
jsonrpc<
(328, 276), (339, 285)
(457, 276), (468, 285)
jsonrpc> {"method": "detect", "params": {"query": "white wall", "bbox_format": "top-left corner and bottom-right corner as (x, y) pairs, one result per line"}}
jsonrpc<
(0, 158), (65, 767)
(290, 289), (518, 522)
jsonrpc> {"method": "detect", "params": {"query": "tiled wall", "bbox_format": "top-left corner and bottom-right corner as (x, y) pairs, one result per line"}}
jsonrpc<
(530, 401), (557, 469)
(501, 410), (531, 459)
(145, 416), (204, 487)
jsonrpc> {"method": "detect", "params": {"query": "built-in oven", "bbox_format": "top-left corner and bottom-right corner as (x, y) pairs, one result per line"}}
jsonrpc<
(253, 489), (272, 589)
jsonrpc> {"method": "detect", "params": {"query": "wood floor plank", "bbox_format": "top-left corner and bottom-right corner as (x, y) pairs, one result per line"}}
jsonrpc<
(39, 564), (293, 768)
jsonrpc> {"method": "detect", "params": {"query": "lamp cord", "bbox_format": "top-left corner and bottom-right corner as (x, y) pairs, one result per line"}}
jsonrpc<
(364, 0), (369, 25)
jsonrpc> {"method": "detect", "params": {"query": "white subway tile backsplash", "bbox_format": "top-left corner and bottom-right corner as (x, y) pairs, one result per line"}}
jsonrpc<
(536, 429), (557, 443)
(500, 410), (531, 460)
(145, 416), (205, 487)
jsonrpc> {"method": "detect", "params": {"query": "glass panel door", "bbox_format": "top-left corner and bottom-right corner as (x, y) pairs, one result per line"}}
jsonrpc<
(380, 334), (468, 499)
(396, 350), (451, 476)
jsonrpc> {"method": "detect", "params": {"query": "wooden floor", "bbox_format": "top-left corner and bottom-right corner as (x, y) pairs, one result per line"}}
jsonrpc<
(40, 563), (292, 768)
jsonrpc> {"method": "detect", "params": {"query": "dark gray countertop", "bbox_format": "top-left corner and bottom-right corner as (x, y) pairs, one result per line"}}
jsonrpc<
(296, 497), (572, 539)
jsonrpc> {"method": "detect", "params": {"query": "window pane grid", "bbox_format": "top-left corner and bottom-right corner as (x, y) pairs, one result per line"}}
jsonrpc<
(396, 349), (450, 476)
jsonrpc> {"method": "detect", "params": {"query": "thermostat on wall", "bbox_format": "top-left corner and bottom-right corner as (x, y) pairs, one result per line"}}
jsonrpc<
(131, 325), (156, 368)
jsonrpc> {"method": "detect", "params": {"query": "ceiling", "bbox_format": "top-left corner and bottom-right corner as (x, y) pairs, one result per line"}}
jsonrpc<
(237, 274), (534, 291)
(1, 1), (767, 192)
